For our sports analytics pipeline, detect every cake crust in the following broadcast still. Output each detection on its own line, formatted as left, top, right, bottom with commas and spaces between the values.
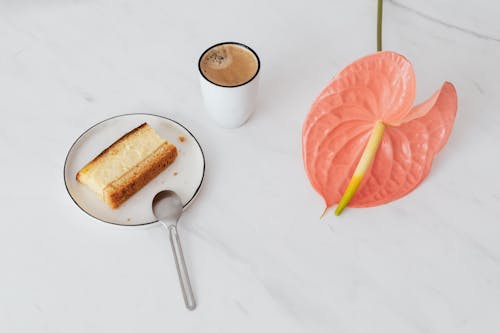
103, 142, 177, 208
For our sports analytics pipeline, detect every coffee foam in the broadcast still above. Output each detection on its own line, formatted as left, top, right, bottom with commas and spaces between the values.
200, 44, 258, 87
202, 47, 233, 70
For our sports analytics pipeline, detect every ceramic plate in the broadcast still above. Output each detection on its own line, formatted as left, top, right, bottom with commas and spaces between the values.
64, 113, 205, 226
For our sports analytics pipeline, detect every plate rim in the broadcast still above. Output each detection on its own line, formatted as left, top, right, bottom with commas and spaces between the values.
63, 113, 206, 227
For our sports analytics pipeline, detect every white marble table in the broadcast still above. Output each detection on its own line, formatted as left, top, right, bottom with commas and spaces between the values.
1, 0, 499, 331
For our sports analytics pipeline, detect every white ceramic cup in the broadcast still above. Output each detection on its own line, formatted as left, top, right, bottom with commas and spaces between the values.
198, 42, 261, 129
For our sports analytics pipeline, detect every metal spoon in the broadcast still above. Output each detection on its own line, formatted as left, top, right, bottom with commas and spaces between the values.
152, 190, 196, 310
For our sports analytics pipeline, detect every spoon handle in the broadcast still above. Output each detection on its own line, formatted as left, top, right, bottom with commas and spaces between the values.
168, 225, 196, 310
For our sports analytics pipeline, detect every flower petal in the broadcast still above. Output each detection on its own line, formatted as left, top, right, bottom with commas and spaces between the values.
302, 92, 373, 202
318, 51, 416, 123
348, 82, 458, 207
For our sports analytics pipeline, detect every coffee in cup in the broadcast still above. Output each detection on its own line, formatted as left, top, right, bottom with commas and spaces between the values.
199, 43, 259, 87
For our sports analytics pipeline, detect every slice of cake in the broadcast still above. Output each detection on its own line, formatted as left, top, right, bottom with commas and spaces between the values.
77, 123, 177, 208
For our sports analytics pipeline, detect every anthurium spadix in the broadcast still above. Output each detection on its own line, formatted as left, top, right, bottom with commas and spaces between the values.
302, 51, 457, 216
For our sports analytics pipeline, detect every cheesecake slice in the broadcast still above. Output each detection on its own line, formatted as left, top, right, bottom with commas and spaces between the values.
77, 123, 177, 209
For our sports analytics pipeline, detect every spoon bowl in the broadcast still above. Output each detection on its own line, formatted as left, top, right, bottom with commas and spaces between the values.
152, 190, 183, 225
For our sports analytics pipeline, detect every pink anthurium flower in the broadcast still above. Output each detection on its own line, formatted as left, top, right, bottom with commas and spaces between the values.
302, 51, 457, 215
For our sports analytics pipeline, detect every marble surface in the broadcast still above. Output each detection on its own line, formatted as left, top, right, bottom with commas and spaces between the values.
1, 0, 499, 331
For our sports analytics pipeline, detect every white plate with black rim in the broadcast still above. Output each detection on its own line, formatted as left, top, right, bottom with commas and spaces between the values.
64, 113, 205, 226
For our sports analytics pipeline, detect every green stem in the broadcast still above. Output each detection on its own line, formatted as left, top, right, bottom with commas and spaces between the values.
377, 0, 383, 51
